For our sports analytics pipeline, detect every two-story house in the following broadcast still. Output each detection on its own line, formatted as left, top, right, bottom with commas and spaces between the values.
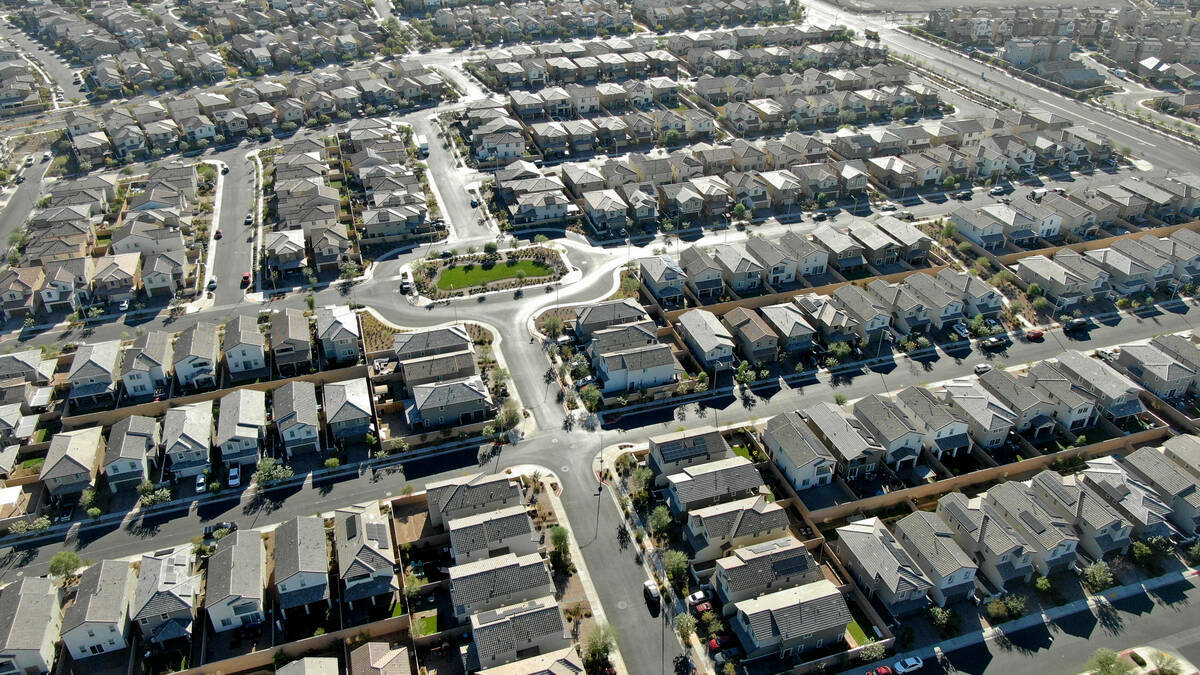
893, 385, 971, 459
215, 389, 265, 467
41, 427, 103, 497
161, 402, 212, 480
834, 517, 934, 616
764, 410, 835, 492
103, 415, 157, 494
120, 331, 172, 399
936, 492, 1035, 591
894, 511, 978, 607
315, 305, 361, 365
205, 531, 265, 632
335, 502, 400, 607
324, 378, 373, 442
131, 550, 200, 644
274, 381, 321, 456
61, 561, 133, 660
222, 315, 266, 379
274, 516, 330, 617
1028, 470, 1132, 560
173, 322, 218, 390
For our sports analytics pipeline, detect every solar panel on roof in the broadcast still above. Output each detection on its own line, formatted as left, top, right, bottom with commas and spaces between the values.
772, 556, 810, 576
1018, 511, 1046, 534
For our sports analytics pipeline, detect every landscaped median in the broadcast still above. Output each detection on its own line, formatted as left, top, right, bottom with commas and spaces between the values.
411, 244, 567, 298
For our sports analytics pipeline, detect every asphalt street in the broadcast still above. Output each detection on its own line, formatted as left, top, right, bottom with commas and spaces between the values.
0, 20, 86, 102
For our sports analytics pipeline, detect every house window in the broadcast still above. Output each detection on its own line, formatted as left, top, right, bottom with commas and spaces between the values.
220, 618, 232, 627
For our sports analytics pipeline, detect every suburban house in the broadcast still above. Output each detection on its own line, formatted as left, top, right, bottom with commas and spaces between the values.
679, 245, 726, 302
677, 309, 736, 372
893, 511, 977, 607
425, 472, 523, 530
800, 402, 885, 479
131, 550, 200, 644
640, 255, 686, 307
595, 341, 679, 395
647, 426, 733, 482
758, 303, 815, 354
764, 410, 835, 492
1163, 434, 1200, 482
468, 597, 570, 671
1053, 350, 1145, 421
324, 378, 373, 442
0, 577, 62, 675
686, 495, 791, 564
893, 385, 971, 458
665, 456, 764, 515
393, 324, 473, 363
574, 298, 647, 339
173, 322, 219, 390
984, 482, 1079, 575
41, 427, 103, 497
940, 380, 1017, 449
712, 244, 764, 293
729, 581, 851, 661
103, 415, 157, 494
120, 331, 172, 398
274, 381, 322, 456
316, 305, 362, 365
745, 237, 797, 286
222, 315, 267, 378
936, 493, 1035, 591
161, 402, 212, 480
1082, 456, 1178, 541
273, 516, 331, 617
349, 643, 412, 675
205, 531, 266, 632
407, 376, 492, 430
978, 369, 1058, 439
711, 536, 824, 612
215, 389, 265, 467
852, 394, 923, 469
67, 340, 121, 409
1122, 447, 1200, 534
1116, 344, 1195, 400
60, 560, 133, 660
722, 307, 779, 364
449, 552, 554, 622
1028, 470, 1132, 560
271, 308, 313, 377
1150, 335, 1200, 392
448, 504, 538, 564
335, 502, 400, 606
834, 517, 933, 616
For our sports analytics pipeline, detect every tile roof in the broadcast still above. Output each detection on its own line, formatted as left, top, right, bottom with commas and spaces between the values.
667, 456, 763, 508
449, 552, 552, 610
836, 517, 933, 596
449, 505, 535, 558
894, 511, 976, 580
732, 580, 849, 648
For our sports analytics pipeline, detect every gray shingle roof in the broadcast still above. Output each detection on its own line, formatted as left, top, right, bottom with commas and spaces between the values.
449, 505, 534, 558
471, 596, 566, 666
1055, 350, 1140, 401
894, 385, 967, 432
392, 325, 472, 361
678, 309, 735, 354
62, 560, 131, 634
120, 330, 172, 375
715, 535, 821, 595
274, 381, 319, 433
936, 493, 1028, 558
667, 456, 763, 508
324, 378, 372, 425
0, 577, 59, 653
852, 394, 918, 446
426, 473, 522, 523
986, 482, 1077, 552
650, 426, 731, 466
223, 315, 265, 353
1125, 447, 1200, 510
175, 321, 219, 362
132, 550, 197, 622
688, 495, 790, 542
215, 389, 265, 447
449, 552, 552, 609
412, 375, 491, 409
104, 414, 157, 466
732, 580, 849, 648
206, 530, 263, 604
274, 515, 329, 582
894, 511, 975, 580
836, 517, 933, 596
1030, 470, 1126, 534
576, 298, 645, 332
802, 401, 883, 464
765, 411, 834, 469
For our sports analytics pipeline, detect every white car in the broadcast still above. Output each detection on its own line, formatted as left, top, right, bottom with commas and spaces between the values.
988, 185, 1007, 195
195, 474, 206, 492
878, 202, 898, 212
974, 363, 993, 375
894, 657, 925, 674
685, 590, 709, 606
228, 466, 241, 488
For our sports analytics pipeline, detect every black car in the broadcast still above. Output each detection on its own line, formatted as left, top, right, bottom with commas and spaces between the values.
1063, 318, 1089, 332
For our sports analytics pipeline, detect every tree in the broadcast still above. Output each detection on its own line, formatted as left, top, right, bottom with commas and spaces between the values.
1086, 648, 1134, 675
580, 384, 602, 411
253, 457, 294, 485
1150, 650, 1182, 675
859, 639, 886, 663
340, 261, 362, 279
136, 480, 172, 506
1026, 282, 1043, 297
649, 505, 672, 534
324, 457, 340, 469
674, 614, 697, 641
986, 598, 1008, 621
928, 606, 956, 632
550, 525, 570, 556
664, 129, 681, 146
484, 242, 498, 254
582, 624, 616, 668
543, 314, 564, 337
1003, 593, 1027, 618
1083, 560, 1115, 591
1031, 296, 1054, 313
403, 571, 428, 598
664, 549, 689, 582
1035, 575, 1053, 594
48, 551, 85, 581
732, 203, 747, 219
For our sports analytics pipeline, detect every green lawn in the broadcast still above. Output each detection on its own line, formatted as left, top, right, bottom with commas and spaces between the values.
731, 445, 752, 460
847, 620, 869, 645
415, 615, 438, 635
20, 457, 44, 471
436, 259, 552, 290
390, 602, 406, 618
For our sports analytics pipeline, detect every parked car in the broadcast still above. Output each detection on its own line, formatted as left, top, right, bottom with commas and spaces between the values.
244, 213, 254, 225
643, 580, 660, 605
220, 166, 229, 175
953, 190, 973, 200
897, 210, 915, 221
574, 375, 596, 390
693, 601, 713, 614
1097, 348, 1119, 361
241, 272, 252, 286
714, 648, 744, 666
207, 277, 218, 290
984, 317, 1002, 331
866, 667, 894, 675
195, 474, 206, 492
214, 229, 223, 239
117, 299, 129, 312
981, 336, 1006, 350
974, 363, 994, 375
203, 521, 238, 537
1063, 318, 1089, 332
878, 202, 898, 212
951, 322, 970, 339
988, 185, 1008, 195
1024, 329, 1044, 340
707, 634, 733, 651
228, 466, 241, 488
470, 197, 479, 207
686, 590, 710, 606
895, 658, 924, 674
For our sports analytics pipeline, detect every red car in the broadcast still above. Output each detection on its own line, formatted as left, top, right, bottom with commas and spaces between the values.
707, 634, 732, 650
693, 601, 713, 614
867, 667, 894, 675
215, 229, 222, 239
241, 272, 252, 286
1025, 329, 1044, 340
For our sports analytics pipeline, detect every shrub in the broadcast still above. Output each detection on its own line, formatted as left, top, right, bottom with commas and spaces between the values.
1035, 576, 1053, 594
1084, 561, 1115, 591
674, 614, 697, 641
664, 549, 689, 583
986, 598, 1008, 622
834, 393, 848, 406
